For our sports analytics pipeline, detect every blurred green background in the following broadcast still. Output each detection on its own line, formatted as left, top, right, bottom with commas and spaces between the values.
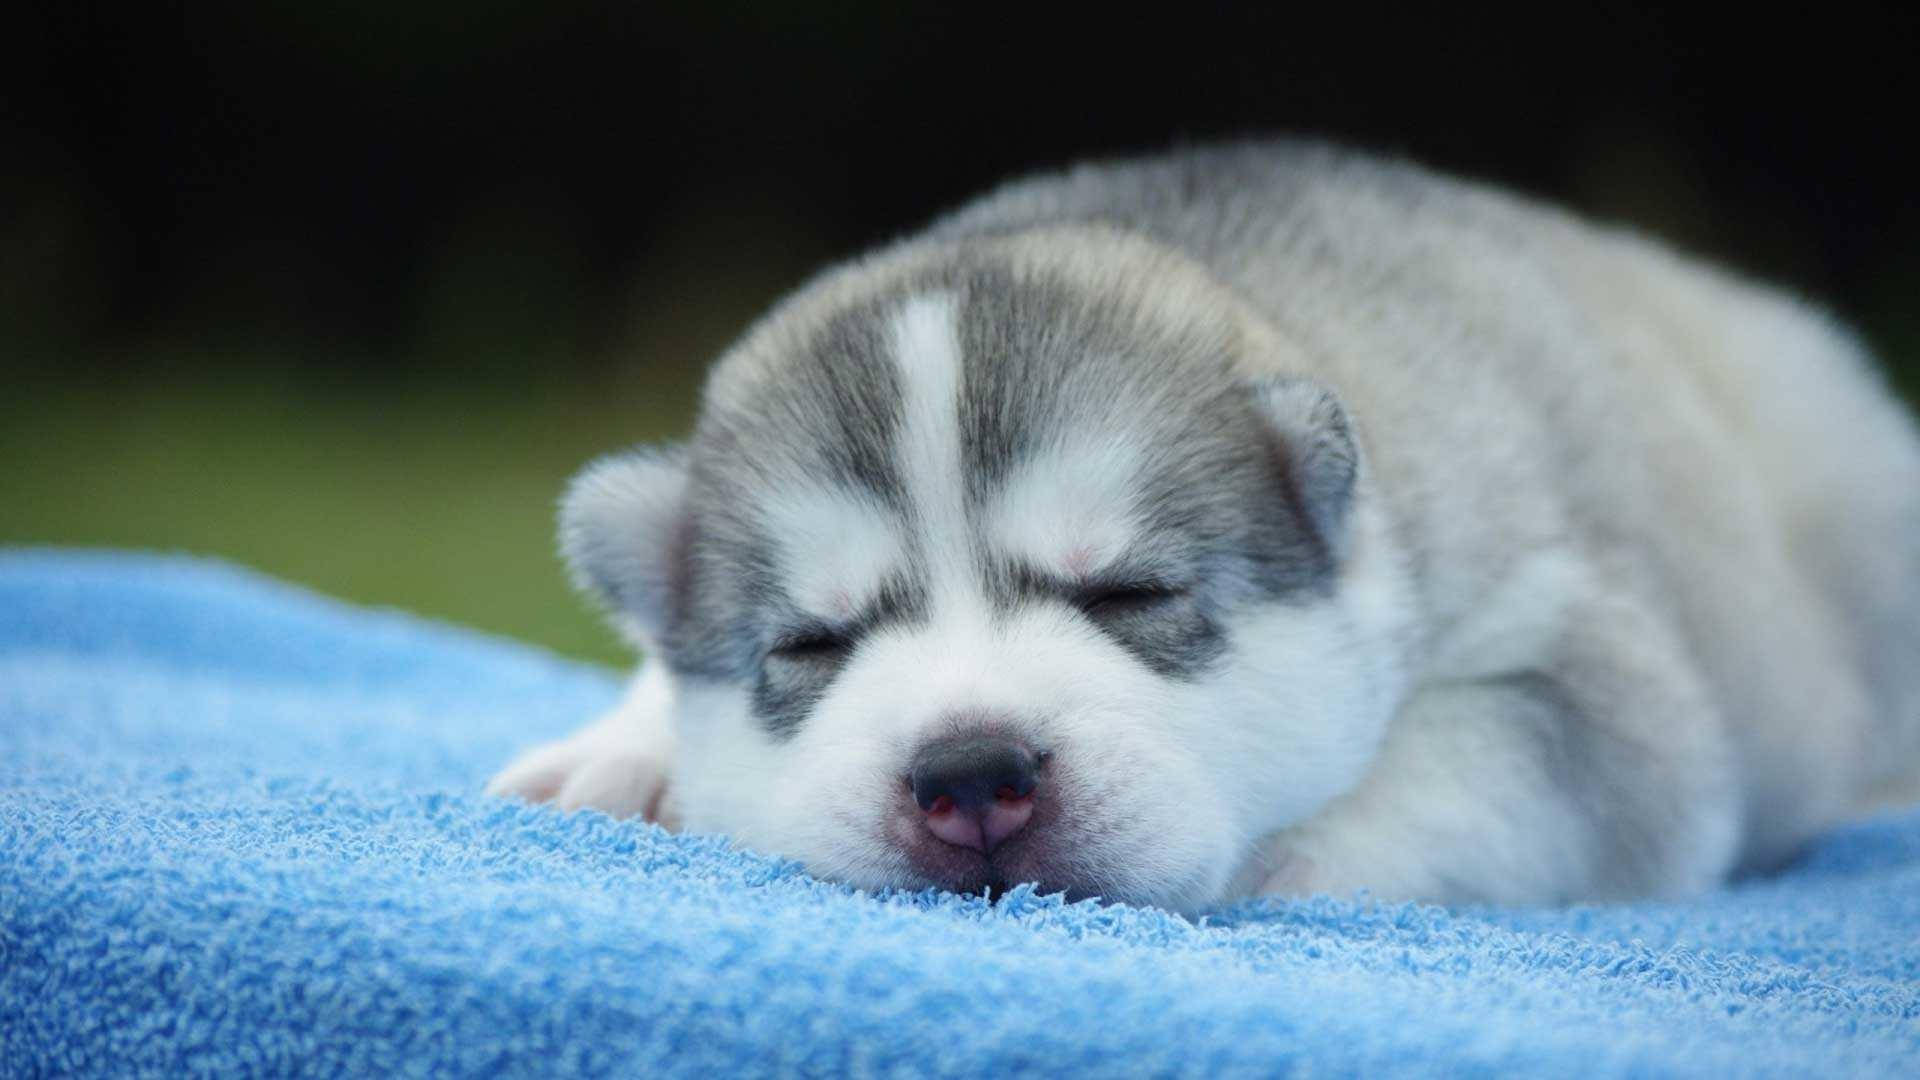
5, 4, 1916, 667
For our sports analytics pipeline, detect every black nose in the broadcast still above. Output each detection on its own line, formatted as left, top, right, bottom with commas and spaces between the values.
909, 734, 1040, 814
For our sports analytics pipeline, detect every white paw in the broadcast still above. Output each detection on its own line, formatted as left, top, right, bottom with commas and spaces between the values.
485, 724, 677, 826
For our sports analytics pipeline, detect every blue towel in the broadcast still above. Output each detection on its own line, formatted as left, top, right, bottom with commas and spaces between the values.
3, 549, 1916, 1076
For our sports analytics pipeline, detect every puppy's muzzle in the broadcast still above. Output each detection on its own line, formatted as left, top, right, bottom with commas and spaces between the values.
908, 735, 1040, 853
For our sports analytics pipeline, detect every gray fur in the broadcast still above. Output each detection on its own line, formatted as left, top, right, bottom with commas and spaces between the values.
635, 258, 1347, 706
557, 443, 692, 644
520, 139, 1920, 905
935, 140, 1920, 878
1244, 376, 1359, 563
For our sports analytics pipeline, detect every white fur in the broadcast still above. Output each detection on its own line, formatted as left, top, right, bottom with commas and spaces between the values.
485, 660, 677, 823
766, 487, 902, 623
890, 294, 975, 602
491, 142, 1920, 911
990, 433, 1145, 579
666, 295, 1394, 909
1425, 547, 1593, 682
675, 598, 1245, 908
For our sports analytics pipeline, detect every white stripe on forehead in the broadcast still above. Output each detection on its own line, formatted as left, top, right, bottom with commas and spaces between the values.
990, 433, 1145, 581
768, 487, 902, 622
889, 294, 977, 603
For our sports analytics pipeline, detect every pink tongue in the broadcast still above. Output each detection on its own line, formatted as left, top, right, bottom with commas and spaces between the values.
925, 798, 1034, 852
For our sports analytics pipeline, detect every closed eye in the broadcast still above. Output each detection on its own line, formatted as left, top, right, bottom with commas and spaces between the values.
769, 629, 855, 663
1076, 583, 1185, 619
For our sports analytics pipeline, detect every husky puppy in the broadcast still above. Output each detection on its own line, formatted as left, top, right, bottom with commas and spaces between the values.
488, 142, 1920, 910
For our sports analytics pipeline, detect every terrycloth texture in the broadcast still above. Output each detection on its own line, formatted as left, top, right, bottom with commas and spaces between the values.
2, 551, 1917, 1077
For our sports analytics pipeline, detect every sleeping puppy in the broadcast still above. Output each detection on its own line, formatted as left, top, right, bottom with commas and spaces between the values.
488, 142, 1920, 911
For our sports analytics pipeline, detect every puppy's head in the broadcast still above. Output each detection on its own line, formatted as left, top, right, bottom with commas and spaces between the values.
564, 231, 1410, 910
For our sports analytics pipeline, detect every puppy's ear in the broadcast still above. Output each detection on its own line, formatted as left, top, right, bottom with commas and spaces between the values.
1244, 376, 1361, 562
558, 444, 691, 646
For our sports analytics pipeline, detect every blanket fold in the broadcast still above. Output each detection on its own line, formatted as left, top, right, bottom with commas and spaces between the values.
3, 550, 1915, 1075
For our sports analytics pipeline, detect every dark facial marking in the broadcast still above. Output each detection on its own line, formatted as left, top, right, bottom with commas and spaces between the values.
994, 562, 1227, 679
751, 574, 928, 738
955, 266, 1225, 506
663, 294, 916, 689
953, 265, 1342, 605
669, 250, 1348, 739
796, 304, 913, 509
1080, 587, 1226, 679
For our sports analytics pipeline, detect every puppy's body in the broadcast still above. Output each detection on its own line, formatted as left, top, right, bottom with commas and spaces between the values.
491, 143, 1920, 909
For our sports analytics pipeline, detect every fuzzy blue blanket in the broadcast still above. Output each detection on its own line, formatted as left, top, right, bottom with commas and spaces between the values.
2, 550, 1916, 1076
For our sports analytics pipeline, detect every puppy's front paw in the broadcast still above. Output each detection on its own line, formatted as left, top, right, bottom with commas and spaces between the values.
1254, 847, 1325, 898
485, 725, 677, 826
1252, 840, 1429, 903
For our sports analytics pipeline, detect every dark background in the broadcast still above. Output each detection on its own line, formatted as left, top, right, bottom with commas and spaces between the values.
6, 2, 1917, 663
